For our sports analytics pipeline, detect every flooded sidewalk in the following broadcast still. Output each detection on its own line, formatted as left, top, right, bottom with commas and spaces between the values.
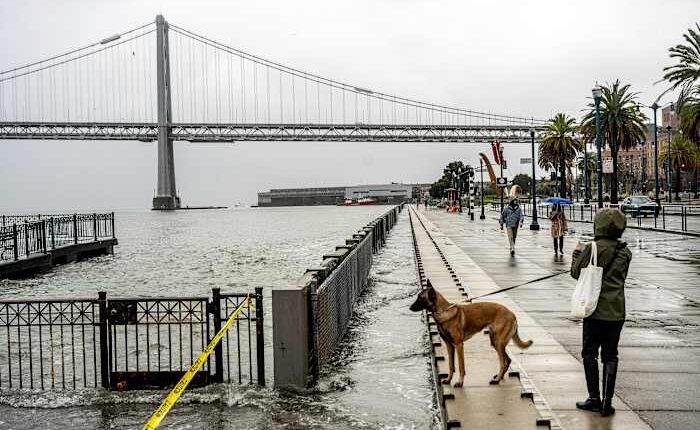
417, 207, 700, 430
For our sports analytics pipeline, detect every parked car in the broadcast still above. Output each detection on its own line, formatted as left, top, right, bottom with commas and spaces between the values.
620, 196, 659, 217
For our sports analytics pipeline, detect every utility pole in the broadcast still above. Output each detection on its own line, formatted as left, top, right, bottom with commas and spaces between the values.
530, 129, 539, 230
479, 159, 486, 220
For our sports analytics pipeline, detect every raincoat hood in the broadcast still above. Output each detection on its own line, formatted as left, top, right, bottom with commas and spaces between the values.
594, 208, 627, 239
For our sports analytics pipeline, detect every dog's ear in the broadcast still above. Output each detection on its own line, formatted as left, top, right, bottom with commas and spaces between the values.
428, 285, 436, 303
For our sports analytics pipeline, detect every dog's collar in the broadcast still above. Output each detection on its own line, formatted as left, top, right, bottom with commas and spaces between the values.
432, 304, 458, 322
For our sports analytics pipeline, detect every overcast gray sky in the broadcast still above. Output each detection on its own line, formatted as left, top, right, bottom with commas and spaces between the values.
0, 0, 697, 211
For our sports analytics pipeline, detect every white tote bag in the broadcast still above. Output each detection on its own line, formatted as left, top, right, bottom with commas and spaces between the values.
570, 241, 603, 318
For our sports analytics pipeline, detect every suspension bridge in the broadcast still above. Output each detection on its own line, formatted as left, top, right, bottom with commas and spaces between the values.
0, 15, 546, 210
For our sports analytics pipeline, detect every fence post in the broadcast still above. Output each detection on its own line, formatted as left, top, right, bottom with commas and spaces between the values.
98, 291, 110, 389
73, 214, 78, 244
682, 206, 686, 232
24, 223, 29, 257
255, 287, 266, 386
12, 224, 18, 261
662, 206, 666, 230
93, 213, 98, 241
211, 288, 224, 383
111, 212, 115, 239
50, 217, 55, 250
42, 220, 47, 253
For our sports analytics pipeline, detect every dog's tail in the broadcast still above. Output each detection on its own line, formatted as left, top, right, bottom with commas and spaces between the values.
512, 324, 533, 349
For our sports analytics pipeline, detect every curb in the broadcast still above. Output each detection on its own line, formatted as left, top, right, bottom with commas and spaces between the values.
409, 208, 562, 429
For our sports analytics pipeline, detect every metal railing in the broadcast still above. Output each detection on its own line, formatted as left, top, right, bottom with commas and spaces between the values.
0, 288, 264, 391
308, 204, 402, 377
0, 213, 115, 262
490, 202, 700, 234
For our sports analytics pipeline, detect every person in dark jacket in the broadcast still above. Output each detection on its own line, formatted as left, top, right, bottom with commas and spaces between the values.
570, 208, 632, 417
499, 197, 524, 257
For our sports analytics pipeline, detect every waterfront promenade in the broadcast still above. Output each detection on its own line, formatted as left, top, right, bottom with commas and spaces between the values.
411, 207, 699, 430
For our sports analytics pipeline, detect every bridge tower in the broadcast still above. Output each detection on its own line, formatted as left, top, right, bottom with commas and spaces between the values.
152, 15, 180, 210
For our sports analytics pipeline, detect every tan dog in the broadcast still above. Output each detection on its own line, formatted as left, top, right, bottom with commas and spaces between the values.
410, 280, 532, 387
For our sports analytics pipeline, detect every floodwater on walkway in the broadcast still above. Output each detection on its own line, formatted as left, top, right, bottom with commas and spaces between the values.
0, 207, 437, 429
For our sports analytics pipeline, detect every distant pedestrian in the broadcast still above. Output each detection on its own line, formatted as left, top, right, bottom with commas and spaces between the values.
499, 197, 523, 257
571, 208, 632, 417
549, 203, 568, 256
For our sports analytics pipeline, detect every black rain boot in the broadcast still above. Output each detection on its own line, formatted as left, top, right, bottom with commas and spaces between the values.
601, 361, 618, 417
576, 359, 601, 412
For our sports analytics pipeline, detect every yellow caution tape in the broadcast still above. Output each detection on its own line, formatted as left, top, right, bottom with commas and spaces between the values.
143, 295, 252, 430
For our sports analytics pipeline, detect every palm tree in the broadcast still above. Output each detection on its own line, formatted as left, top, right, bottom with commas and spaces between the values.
539, 113, 582, 198
659, 134, 693, 200
662, 24, 700, 96
581, 80, 647, 203
687, 140, 700, 198
679, 84, 700, 144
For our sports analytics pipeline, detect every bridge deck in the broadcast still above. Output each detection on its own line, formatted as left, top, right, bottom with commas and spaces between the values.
0, 122, 544, 143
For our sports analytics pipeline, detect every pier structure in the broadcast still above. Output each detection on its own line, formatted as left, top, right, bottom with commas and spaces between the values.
0, 213, 118, 277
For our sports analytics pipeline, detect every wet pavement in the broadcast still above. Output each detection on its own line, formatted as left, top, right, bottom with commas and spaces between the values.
420, 207, 700, 430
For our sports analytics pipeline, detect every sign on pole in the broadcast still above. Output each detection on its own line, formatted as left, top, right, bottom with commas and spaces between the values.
603, 158, 614, 174
496, 177, 508, 188
520, 158, 532, 164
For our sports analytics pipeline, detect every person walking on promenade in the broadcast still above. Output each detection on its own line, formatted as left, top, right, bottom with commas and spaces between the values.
499, 197, 524, 257
571, 208, 632, 417
549, 203, 568, 256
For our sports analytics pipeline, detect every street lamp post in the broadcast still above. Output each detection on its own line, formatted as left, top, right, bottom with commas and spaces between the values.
593, 84, 604, 208
530, 129, 540, 230
457, 168, 463, 212
584, 142, 590, 204
651, 103, 660, 207
479, 158, 486, 220
666, 125, 672, 203
499, 146, 505, 212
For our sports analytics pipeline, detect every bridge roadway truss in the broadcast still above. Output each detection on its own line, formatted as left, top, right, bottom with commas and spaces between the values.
0, 122, 544, 143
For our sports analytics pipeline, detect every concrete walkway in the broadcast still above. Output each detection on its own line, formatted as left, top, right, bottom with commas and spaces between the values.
419, 206, 700, 430
409, 208, 543, 429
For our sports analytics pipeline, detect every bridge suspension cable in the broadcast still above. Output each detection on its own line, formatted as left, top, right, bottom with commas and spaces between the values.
0, 22, 157, 124
0, 15, 546, 132
168, 23, 546, 127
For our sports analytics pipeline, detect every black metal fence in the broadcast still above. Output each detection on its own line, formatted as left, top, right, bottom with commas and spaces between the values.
490, 202, 700, 234
0, 213, 115, 262
0, 288, 264, 391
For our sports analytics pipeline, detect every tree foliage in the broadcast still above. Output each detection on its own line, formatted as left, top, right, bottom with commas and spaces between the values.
538, 113, 582, 198
512, 174, 532, 194
580, 80, 647, 203
429, 161, 468, 199
662, 24, 700, 95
